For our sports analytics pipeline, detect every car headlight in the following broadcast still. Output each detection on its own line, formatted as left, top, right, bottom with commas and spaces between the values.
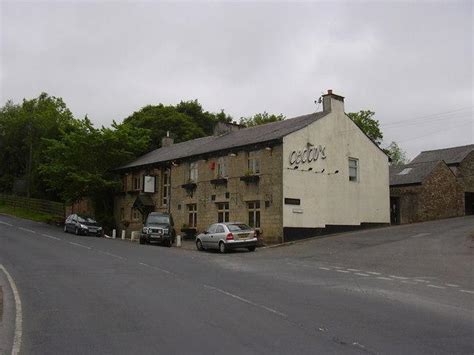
80, 224, 88, 229
98, 227, 102, 231
142, 227, 149, 234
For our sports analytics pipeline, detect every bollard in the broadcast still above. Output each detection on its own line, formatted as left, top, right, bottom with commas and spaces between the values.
112, 229, 116, 239
131, 231, 138, 242
176, 234, 182, 247
121, 230, 126, 240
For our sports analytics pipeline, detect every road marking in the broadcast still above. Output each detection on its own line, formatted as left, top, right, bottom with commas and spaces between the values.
366, 272, 381, 275
98, 250, 125, 260
336, 270, 349, 273
390, 275, 409, 280
0, 221, 13, 227
347, 268, 361, 272
459, 289, 474, 294
413, 279, 430, 283
203, 284, 287, 318
18, 227, 35, 234
138, 262, 171, 274
445, 283, 460, 288
355, 273, 369, 277
41, 234, 60, 241
319, 267, 331, 271
0, 264, 22, 355
426, 284, 445, 289
411, 233, 431, 238
377, 277, 393, 281
68, 242, 91, 249
401, 280, 417, 284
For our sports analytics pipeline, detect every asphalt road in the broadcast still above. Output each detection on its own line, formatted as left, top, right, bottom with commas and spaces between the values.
0, 214, 473, 354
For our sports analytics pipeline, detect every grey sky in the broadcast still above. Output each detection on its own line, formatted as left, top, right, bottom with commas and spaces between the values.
1, 0, 472, 159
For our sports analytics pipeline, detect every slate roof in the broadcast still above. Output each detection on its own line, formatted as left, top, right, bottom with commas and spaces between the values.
389, 161, 442, 186
117, 111, 328, 170
410, 144, 474, 165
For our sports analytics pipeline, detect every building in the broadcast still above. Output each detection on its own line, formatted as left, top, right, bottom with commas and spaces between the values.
410, 144, 474, 215
389, 161, 464, 224
114, 90, 390, 244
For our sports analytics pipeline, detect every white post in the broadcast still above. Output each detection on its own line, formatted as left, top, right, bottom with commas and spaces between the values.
176, 234, 182, 247
112, 229, 116, 239
131, 231, 138, 241
121, 230, 126, 240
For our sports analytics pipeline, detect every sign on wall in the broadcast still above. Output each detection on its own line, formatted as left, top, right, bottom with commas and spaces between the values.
289, 143, 326, 165
143, 176, 155, 193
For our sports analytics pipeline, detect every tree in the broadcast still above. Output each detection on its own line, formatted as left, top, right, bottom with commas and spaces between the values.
384, 141, 409, 165
239, 112, 285, 127
347, 110, 383, 146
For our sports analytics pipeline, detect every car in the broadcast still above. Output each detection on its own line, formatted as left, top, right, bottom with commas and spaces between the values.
140, 212, 175, 247
64, 214, 102, 237
195, 222, 258, 253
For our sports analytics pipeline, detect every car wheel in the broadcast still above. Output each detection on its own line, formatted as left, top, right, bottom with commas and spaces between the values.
196, 239, 203, 251
247, 246, 256, 252
64, 225, 68, 233
139, 237, 145, 245
75, 227, 79, 235
219, 242, 227, 254
165, 239, 172, 248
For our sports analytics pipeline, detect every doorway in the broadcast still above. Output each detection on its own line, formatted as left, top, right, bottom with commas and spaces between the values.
465, 192, 474, 215
390, 197, 400, 225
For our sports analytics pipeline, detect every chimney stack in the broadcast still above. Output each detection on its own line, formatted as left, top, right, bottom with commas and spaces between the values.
161, 131, 174, 147
322, 89, 345, 113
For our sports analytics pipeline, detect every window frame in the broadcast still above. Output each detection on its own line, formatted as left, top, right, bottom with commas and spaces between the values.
189, 161, 198, 182
216, 157, 227, 178
348, 158, 359, 182
217, 202, 230, 223
247, 201, 261, 228
187, 204, 197, 228
161, 170, 170, 206
247, 151, 261, 175
131, 207, 140, 221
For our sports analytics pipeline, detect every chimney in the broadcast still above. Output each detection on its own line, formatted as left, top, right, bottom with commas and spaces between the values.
322, 89, 345, 113
213, 121, 242, 136
161, 131, 174, 147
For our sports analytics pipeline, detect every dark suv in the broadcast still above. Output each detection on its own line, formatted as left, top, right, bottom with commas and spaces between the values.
140, 212, 175, 247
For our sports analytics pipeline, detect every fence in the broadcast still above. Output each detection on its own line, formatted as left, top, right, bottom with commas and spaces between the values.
0, 193, 65, 218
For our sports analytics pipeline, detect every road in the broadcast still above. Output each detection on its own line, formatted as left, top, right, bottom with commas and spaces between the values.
0, 214, 473, 354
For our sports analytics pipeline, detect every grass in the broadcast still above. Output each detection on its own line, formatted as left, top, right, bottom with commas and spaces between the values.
0, 202, 59, 224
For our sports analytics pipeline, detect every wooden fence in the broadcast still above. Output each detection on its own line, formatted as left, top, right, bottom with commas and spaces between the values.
0, 194, 65, 218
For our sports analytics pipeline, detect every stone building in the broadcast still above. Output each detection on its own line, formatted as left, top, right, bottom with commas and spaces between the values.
389, 160, 465, 224
410, 144, 474, 215
114, 90, 390, 244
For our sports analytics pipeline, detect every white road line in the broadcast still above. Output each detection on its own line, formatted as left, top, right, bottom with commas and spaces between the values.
411, 233, 431, 238
319, 267, 331, 271
0, 264, 22, 355
445, 283, 460, 288
98, 251, 125, 260
377, 277, 393, 281
366, 272, 381, 275
390, 275, 409, 280
138, 262, 171, 274
413, 279, 430, 283
347, 268, 361, 272
401, 280, 417, 284
18, 227, 36, 234
459, 289, 474, 294
0, 221, 13, 227
426, 284, 445, 289
355, 273, 369, 277
41, 234, 60, 241
203, 284, 287, 318
336, 270, 349, 273
68, 242, 91, 250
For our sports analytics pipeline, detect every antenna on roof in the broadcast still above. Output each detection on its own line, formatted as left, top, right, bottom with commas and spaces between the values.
314, 93, 323, 112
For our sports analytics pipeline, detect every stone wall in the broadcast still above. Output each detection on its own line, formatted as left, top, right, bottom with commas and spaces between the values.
458, 151, 474, 193
390, 162, 464, 224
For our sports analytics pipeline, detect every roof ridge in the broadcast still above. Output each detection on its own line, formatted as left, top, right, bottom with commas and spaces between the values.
420, 143, 474, 153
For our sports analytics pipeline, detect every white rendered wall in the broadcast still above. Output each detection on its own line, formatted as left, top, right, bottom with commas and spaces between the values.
282, 98, 390, 228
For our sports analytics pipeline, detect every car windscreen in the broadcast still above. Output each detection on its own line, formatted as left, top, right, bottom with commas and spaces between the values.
227, 224, 251, 232
147, 215, 170, 224
77, 216, 96, 223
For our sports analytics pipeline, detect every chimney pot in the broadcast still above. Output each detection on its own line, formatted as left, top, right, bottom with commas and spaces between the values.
327, 89, 333, 95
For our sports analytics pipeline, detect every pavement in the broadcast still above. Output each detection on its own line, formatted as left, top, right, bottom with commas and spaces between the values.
0, 214, 473, 354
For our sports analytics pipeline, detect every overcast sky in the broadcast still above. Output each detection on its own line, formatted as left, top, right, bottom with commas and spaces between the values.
1, 0, 472, 159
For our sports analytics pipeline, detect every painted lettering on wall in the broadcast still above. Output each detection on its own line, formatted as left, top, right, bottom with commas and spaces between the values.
289, 144, 326, 165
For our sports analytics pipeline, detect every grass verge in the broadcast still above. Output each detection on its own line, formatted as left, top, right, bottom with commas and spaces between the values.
0, 203, 58, 223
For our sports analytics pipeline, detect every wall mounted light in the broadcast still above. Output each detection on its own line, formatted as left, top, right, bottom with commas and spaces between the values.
229, 153, 237, 157
265, 147, 272, 151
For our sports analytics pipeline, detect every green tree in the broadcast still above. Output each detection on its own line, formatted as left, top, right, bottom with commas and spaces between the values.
0, 93, 76, 198
239, 112, 285, 127
347, 110, 383, 146
384, 141, 409, 165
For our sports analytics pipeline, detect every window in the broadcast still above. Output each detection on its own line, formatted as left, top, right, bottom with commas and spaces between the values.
349, 158, 358, 182
188, 204, 197, 228
216, 157, 227, 178
161, 170, 170, 206
189, 162, 198, 182
216, 225, 225, 233
131, 207, 140, 221
248, 201, 261, 228
217, 202, 229, 223
248, 151, 260, 174
133, 175, 142, 191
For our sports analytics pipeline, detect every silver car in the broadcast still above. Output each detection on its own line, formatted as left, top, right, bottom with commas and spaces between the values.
195, 222, 258, 253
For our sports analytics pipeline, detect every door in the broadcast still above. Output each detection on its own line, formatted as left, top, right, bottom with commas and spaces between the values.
202, 224, 216, 248
213, 224, 226, 249
465, 192, 474, 215
390, 197, 400, 225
